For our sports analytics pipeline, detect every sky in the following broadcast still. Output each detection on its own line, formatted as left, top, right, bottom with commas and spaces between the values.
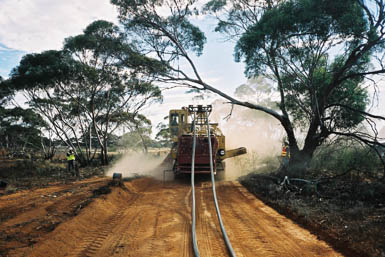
0, 0, 384, 134
0, 0, 245, 87
0, 0, 247, 128
0, 42, 24, 76
0, 0, 118, 53
0, 0, 120, 79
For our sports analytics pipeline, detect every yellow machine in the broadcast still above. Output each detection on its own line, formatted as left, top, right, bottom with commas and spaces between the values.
169, 105, 246, 174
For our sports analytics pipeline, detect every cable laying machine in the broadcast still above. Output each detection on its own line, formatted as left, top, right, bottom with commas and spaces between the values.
169, 105, 247, 175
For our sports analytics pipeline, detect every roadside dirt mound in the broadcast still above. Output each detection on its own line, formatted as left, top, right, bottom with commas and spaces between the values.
1, 176, 343, 256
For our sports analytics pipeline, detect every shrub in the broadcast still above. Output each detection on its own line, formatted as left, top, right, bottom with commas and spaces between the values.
310, 142, 381, 177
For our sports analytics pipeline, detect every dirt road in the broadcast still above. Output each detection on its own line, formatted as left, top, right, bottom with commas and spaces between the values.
0, 177, 342, 256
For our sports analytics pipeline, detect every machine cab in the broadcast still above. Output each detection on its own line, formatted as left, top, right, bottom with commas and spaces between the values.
169, 108, 189, 140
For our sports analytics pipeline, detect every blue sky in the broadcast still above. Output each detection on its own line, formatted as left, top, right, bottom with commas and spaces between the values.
0, 43, 25, 78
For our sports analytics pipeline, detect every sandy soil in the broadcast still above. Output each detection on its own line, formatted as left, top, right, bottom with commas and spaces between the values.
0, 177, 343, 257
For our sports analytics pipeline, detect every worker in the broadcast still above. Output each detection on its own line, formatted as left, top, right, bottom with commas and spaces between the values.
281, 142, 290, 169
66, 149, 76, 175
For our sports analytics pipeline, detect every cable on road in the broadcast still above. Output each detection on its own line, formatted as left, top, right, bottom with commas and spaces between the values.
191, 114, 200, 257
206, 110, 237, 257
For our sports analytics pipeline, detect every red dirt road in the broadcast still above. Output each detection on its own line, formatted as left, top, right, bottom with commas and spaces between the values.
0, 177, 342, 256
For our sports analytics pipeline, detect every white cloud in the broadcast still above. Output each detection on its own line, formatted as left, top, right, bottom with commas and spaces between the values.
0, 0, 118, 52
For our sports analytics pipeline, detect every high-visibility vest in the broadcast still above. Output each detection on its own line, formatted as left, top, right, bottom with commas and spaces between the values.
67, 153, 75, 161
281, 147, 287, 157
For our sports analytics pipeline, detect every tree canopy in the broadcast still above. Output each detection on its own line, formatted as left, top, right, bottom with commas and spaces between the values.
110, 0, 385, 174
0, 107, 47, 151
3, 20, 163, 165
208, 0, 384, 166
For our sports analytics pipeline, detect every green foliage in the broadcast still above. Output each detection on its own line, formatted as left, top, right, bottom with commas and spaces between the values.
64, 19, 167, 76
155, 122, 171, 147
64, 20, 121, 54
0, 107, 46, 150
325, 82, 368, 130
203, 0, 227, 13
111, 0, 207, 62
205, 0, 385, 170
4, 19, 163, 165
0, 76, 14, 105
9, 50, 77, 90
118, 131, 147, 150
310, 142, 382, 175
235, 0, 369, 76
203, 0, 260, 37
280, 53, 369, 129
113, 113, 154, 151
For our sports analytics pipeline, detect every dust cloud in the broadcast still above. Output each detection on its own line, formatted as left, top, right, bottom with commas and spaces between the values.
107, 152, 169, 180
210, 100, 285, 180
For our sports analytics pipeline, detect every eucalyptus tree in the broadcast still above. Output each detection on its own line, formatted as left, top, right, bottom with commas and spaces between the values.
0, 75, 14, 106
63, 20, 162, 164
5, 20, 163, 165
5, 50, 93, 163
0, 107, 46, 153
0, 76, 49, 155
111, 0, 385, 174
207, 0, 385, 172
155, 122, 172, 148
118, 114, 153, 152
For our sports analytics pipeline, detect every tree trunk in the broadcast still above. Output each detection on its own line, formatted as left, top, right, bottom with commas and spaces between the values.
99, 146, 106, 165
138, 132, 148, 153
104, 144, 109, 165
287, 135, 319, 177
281, 111, 325, 177
288, 150, 313, 177
100, 139, 109, 166
89, 128, 92, 157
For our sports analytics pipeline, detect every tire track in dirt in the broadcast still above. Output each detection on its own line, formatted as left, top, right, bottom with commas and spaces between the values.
217, 183, 289, 257
197, 182, 228, 257
180, 220, 192, 257
17, 177, 343, 257
107, 208, 144, 256
142, 208, 161, 255
92, 189, 151, 256
217, 181, 341, 257
70, 206, 131, 257
181, 187, 192, 257
91, 181, 193, 257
